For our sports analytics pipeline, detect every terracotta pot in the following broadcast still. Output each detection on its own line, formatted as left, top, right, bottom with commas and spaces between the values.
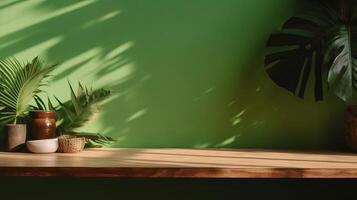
5, 124, 26, 152
30, 111, 56, 140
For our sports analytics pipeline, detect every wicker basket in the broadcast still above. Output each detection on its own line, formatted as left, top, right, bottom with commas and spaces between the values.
57, 135, 86, 153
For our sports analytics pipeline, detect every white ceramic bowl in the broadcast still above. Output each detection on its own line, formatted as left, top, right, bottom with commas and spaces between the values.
26, 138, 58, 153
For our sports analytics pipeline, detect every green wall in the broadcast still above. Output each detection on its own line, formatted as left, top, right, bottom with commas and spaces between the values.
0, 0, 345, 149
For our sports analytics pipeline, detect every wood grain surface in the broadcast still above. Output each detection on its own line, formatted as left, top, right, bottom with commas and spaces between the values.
1, 148, 357, 178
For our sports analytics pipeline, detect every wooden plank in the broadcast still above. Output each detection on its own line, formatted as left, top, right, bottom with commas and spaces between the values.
1, 148, 357, 178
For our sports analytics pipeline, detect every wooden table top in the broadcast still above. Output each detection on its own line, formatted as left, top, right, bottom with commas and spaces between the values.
1, 148, 357, 178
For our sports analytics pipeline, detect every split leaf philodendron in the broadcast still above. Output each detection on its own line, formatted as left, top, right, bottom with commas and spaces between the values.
264, 0, 357, 151
265, 0, 357, 104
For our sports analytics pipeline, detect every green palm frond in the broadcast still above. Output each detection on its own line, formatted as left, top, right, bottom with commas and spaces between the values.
0, 57, 55, 124
67, 132, 117, 148
48, 81, 115, 147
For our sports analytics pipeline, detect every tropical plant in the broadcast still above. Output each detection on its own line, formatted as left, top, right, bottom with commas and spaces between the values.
34, 81, 116, 147
265, 0, 357, 104
0, 57, 55, 124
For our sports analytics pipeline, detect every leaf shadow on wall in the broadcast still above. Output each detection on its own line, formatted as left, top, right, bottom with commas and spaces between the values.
0, 0, 234, 147
0, 0, 342, 149
0, 0, 138, 147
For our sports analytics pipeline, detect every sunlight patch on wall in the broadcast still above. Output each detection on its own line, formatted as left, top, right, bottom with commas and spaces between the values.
0, 36, 26, 49
140, 74, 152, 82
53, 47, 102, 79
228, 100, 237, 107
193, 143, 211, 148
82, 41, 136, 87
92, 63, 136, 87
204, 87, 215, 94
231, 108, 247, 126
0, 0, 15, 7
126, 108, 148, 123
0, 0, 96, 38
105, 42, 135, 60
214, 135, 239, 147
0, 0, 41, 37
194, 86, 216, 102
14, 36, 63, 59
82, 10, 121, 28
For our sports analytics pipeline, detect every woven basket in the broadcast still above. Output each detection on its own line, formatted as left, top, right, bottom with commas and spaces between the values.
58, 135, 86, 153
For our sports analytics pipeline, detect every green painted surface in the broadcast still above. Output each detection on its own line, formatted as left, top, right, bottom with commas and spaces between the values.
0, 0, 345, 149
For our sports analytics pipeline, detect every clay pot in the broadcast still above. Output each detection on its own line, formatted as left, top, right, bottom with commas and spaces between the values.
5, 124, 27, 152
30, 111, 56, 140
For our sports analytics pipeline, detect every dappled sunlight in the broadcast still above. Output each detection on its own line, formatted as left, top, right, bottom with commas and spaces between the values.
194, 87, 216, 102
82, 10, 121, 28
0, 0, 22, 10
193, 135, 240, 148
214, 135, 240, 147
251, 120, 266, 128
0, 0, 95, 38
204, 87, 215, 94
52, 47, 102, 81
0, 0, 342, 149
14, 36, 63, 58
0, 0, 135, 144
105, 42, 134, 60
231, 108, 247, 126
193, 143, 211, 148
140, 73, 152, 82
83, 58, 136, 87
126, 108, 148, 123
0, 36, 27, 49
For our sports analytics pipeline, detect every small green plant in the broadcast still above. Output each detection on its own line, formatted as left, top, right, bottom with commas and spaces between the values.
0, 56, 115, 147
0, 57, 55, 124
35, 81, 116, 147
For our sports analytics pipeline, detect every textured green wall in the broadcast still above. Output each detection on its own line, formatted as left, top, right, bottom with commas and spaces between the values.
0, 0, 345, 149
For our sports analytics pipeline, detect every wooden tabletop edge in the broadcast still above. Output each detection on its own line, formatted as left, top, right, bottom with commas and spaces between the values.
1, 167, 357, 178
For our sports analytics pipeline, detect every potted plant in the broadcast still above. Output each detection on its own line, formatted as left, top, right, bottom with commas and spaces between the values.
0, 57, 55, 151
264, 0, 357, 150
34, 81, 116, 148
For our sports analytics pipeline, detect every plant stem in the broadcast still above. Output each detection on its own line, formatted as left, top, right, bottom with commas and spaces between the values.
13, 117, 17, 124
340, 0, 351, 22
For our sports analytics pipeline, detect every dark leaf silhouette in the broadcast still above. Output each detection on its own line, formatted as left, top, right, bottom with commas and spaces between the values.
264, 1, 357, 103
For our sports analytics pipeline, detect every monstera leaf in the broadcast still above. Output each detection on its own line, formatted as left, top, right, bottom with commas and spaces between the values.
265, 25, 323, 100
265, 0, 357, 104
326, 25, 357, 104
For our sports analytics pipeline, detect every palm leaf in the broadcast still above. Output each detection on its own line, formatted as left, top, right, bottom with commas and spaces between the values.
0, 57, 55, 124
55, 83, 111, 132
47, 96, 55, 111
66, 131, 116, 148
68, 80, 81, 115
51, 82, 113, 147
34, 95, 47, 110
